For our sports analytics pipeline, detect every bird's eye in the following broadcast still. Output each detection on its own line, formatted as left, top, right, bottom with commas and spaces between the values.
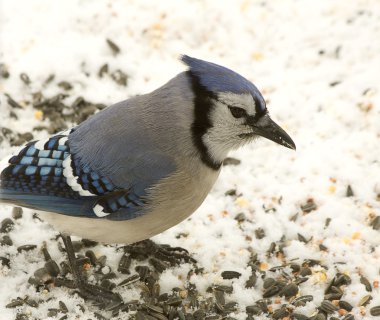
228, 106, 247, 119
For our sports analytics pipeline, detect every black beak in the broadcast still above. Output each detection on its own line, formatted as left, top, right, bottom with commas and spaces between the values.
251, 114, 296, 150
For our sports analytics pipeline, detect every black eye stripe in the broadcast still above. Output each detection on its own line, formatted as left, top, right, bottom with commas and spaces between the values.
228, 106, 247, 118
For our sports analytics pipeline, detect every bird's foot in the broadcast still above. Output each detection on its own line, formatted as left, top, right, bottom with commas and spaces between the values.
75, 282, 123, 310
124, 239, 197, 265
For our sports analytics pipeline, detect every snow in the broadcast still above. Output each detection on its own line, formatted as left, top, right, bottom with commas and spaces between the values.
1, 0, 380, 319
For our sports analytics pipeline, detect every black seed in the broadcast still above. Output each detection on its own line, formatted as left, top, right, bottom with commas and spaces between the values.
12, 207, 23, 219
106, 38, 121, 55
290, 263, 301, 273
279, 283, 299, 298
166, 297, 182, 307
6, 299, 24, 308
292, 295, 314, 307
25, 298, 38, 308
263, 278, 276, 289
319, 243, 328, 251
223, 157, 241, 166
0, 63, 10, 78
1, 235, 13, 246
254, 228, 265, 239
101, 279, 116, 291
320, 300, 339, 313
234, 212, 246, 222
301, 199, 317, 213
85, 250, 97, 265
149, 258, 168, 273
98, 64, 109, 78
370, 306, 380, 316
58, 81, 73, 91
371, 216, 380, 230
17, 244, 37, 253
59, 301, 68, 313
246, 305, 262, 315
221, 271, 241, 279
263, 284, 281, 298
339, 300, 353, 311
312, 314, 327, 320
34, 267, 52, 284
360, 275, 372, 292
346, 185, 354, 197
111, 69, 128, 86
342, 314, 355, 320
299, 267, 312, 277
118, 274, 140, 287
135, 265, 150, 281
20, 73, 31, 85
45, 260, 60, 277
15, 314, 29, 320
224, 189, 236, 196
245, 273, 257, 288
0, 218, 14, 233
0, 256, 11, 268
272, 307, 289, 319
47, 309, 59, 317
297, 233, 310, 243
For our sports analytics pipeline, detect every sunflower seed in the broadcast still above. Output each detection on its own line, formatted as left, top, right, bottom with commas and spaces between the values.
106, 39, 120, 55
6, 299, 24, 308
12, 207, 23, 219
279, 283, 299, 298
263, 284, 281, 298
301, 199, 317, 213
370, 306, 380, 316
20, 73, 31, 85
118, 274, 140, 287
45, 260, 60, 277
221, 271, 241, 279
293, 313, 309, 320
59, 300, 68, 313
360, 275, 372, 292
339, 300, 353, 311
254, 228, 265, 239
118, 255, 131, 274
272, 307, 289, 319
342, 314, 355, 320
0, 218, 14, 233
17, 244, 37, 253
346, 185, 354, 197
320, 300, 339, 313
358, 294, 372, 307
0, 256, 10, 268
371, 216, 380, 230
1, 235, 13, 246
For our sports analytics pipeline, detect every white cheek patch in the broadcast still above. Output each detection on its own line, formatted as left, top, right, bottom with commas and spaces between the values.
62, 155, 95, 196
93, 204, 111, 217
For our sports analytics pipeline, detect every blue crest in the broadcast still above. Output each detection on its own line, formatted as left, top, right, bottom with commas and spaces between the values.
181, 55, 264, 103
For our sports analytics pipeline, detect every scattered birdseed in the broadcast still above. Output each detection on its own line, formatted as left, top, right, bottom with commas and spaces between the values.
106, 38, 121, 55
221, 271, 241, 279
111, 69, 128, 86
17, 244, 37, 253
0, 218, 14, 233
19, 72, 31, 85
371, 216, 380, 230
370, 306, 380, 316
301, 198, 317, 213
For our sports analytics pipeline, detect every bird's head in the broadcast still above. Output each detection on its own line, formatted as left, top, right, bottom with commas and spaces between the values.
182, 55, 296, 170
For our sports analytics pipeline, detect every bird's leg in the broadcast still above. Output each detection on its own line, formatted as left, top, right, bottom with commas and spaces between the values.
60, 234, 122, 309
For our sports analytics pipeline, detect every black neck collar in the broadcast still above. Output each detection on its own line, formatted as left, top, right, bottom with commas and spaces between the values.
186, 71, 222, 171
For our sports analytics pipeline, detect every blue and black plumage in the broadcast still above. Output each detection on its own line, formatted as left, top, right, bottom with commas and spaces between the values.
0, 55, 295, 244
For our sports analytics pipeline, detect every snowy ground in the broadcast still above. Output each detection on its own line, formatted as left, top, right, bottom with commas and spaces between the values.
1, 0, 380, 319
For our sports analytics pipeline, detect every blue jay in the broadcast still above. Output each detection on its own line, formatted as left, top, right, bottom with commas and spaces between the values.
0, 55, 295, 305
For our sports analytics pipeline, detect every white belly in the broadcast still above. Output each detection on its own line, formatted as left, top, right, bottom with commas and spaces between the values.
39, 165, 219, 244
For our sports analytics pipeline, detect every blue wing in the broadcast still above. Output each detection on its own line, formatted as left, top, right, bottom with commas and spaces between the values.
1, 103, 176, 221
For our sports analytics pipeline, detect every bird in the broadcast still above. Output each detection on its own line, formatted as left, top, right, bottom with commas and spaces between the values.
0, 55, 295, 306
